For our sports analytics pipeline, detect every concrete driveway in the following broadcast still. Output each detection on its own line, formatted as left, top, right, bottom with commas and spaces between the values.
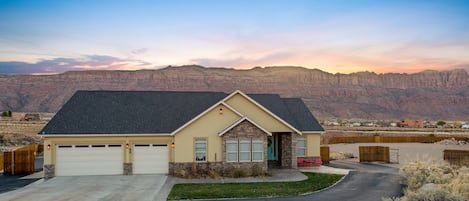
0, 174, 167, 201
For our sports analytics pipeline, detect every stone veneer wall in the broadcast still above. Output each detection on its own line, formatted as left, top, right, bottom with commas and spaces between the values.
169, 162, 223, 175
123, 163, 132, 175
44, 164, 55, 179
279, 132, 298, 168
222, 120, 268, 173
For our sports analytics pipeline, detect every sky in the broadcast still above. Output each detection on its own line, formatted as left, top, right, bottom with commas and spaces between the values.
1, 0, 469, 74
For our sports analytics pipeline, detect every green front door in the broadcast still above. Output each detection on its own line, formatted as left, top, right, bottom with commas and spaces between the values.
267, 135, 278, 160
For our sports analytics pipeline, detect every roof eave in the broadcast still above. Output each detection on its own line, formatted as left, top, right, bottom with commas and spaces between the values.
41, 133, 172, 137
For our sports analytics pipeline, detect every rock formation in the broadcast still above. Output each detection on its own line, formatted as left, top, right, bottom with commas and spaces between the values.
1, 65, 468, 120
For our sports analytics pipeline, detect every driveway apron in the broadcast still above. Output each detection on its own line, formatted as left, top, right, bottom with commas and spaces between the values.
0, 175, 167, 201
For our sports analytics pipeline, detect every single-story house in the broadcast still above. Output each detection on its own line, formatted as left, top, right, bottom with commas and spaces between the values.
40, 90, 324, 178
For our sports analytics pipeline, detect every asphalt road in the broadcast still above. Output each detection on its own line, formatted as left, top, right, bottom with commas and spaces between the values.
0, 175, 40, 194
0, 157, 43, 194
206, 160, 405, 201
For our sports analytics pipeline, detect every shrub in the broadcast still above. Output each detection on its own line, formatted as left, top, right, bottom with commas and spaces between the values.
206, 169, 221, 179
174, 169, 190, 178
400, 160, 455, 191
250, 164, 265, 177
386, 159, 469, 201
405, 187, 465, 201
232, 169, 247, 178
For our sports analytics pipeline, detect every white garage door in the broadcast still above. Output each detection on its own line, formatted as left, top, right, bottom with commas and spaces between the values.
133, 144, 168, 174
56, 144, 123, 176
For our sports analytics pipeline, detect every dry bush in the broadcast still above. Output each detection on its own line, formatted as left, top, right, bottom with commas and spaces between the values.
207, 169, 221, 179
174, 169, 191, 178
250, 164, 266, 177
442, 166, 469, 198
387, 159, 469, 200
383, 186, 465, 201
404, 188, 465, 201
400, 160, 455, 191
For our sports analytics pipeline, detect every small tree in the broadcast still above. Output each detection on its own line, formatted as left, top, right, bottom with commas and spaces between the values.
437, 121, 446, 127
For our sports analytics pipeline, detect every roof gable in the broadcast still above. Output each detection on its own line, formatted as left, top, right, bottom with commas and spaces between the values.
224, 91, 302, 134
219, 117, 271, 136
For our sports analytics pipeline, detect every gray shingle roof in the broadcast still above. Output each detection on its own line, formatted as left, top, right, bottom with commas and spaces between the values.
249, 94, 324, 132
40, 91, 324, 135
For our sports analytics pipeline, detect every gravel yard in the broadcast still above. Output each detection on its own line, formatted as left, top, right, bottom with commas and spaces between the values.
328, 142, 469, 167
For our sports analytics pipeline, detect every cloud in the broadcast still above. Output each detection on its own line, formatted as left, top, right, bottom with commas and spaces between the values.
0, 55, 153, 74
190, 51, 295, 68
131, 48, 148, 55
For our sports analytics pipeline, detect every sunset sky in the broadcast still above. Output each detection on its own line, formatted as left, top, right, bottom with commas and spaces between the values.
1, 0, 469, 74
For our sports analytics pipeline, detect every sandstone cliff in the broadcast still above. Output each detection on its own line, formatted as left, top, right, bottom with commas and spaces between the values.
1, 65, 468, 120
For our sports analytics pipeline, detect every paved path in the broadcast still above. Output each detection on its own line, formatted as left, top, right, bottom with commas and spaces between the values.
203, 160, 405, 201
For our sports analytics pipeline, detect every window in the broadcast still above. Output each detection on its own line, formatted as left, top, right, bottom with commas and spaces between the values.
239, 140, 251, 162
195, 139, 207, 162
226, 141, 238, 162
226, 139, 264, 162
297, 137, 306, 157
252, 140, 263, 161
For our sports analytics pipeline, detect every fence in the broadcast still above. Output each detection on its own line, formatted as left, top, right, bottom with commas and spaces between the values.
3, 144, 40, 175
320, 146, 330, 164
327, 136, 469, 144
0, 154, 3, 171
444, 150, 469, 167
359, 146, 390, 163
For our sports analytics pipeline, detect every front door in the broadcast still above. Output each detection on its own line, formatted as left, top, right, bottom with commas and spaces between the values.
267, 135, 278, 160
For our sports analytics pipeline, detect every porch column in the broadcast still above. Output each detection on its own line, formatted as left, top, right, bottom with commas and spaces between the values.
280, 132, 298, 168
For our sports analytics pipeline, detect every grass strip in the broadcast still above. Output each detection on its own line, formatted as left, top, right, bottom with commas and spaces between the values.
167, 172, 344, 200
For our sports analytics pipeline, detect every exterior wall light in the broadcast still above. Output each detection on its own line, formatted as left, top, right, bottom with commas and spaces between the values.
47, 144, 51, 150
219, 107, 223, 114
125, 143, 129, 149
171, 142, 175, 148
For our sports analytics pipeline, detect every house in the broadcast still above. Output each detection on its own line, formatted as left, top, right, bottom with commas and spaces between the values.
40, 90, 324, 178
398, 120, 423, 128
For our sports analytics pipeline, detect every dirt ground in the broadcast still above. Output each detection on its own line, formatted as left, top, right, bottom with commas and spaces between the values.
328, 142, 469, 167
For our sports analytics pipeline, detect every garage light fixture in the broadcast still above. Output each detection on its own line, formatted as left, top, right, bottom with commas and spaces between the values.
171, 142, 175, 148
219, 107, 223, 114
47, 144, 51, 150
125, 143, 129, 149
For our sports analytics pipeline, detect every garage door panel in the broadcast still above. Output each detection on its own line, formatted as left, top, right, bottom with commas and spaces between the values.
56, 145, 123, 176
134, 144, 168, 174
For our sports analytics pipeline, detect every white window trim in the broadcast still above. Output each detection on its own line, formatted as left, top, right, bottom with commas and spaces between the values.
225, 139, 265, 162
195, 138, 207, 162
226, 140, 238, 162
297, 137, 307, 157
239, 140, 251, 162
252, 140, 264, 162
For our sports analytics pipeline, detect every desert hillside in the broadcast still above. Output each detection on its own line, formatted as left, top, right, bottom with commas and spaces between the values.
1, 65, 468, 120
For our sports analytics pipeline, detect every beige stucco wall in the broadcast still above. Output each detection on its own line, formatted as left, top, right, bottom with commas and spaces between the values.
225, 94, 294, 133
305, 133, 321, 157
173, 104, 241, 163
43, 136, 172, 165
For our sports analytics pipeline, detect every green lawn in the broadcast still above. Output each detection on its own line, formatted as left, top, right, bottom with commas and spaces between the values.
167, 172, 344, 200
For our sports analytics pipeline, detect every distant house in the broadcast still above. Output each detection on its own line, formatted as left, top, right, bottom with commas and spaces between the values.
398, 120, 423, 128
39, 90, 324, 178
24, 113, 41, 121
